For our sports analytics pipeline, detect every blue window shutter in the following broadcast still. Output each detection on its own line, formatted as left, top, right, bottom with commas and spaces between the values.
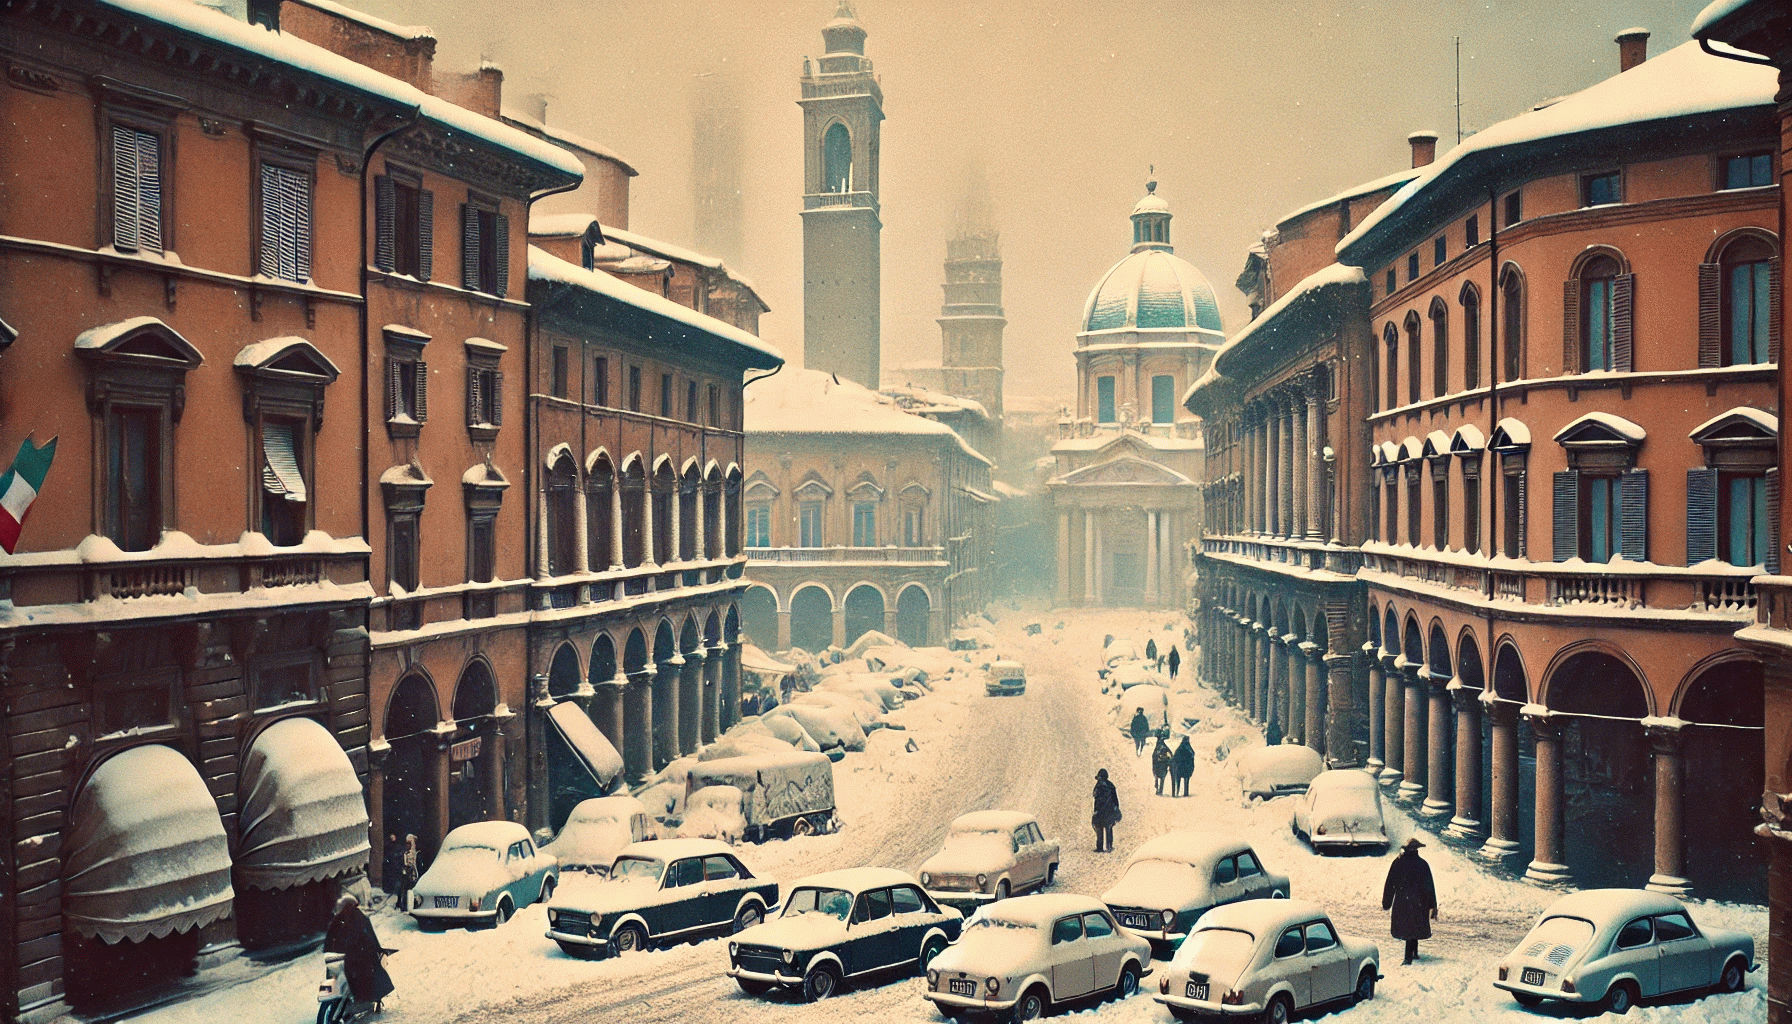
112, 124, 141, 251
1768, 468, 1781, 574
461, 204, 480, 290
1612, 274, 1634, 372
1686, 468, 1718, 565
1619, 468, 1647, 562
135, 130, 162, 253
1551, 470, 1578, 562
1698, 263, 1721, 367
1770, 258, 1783, 364
494, 213, 510, 297
1561, 279, 1579, 375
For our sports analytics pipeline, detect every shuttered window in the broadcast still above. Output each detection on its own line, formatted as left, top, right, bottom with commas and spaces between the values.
386, 357, 427, 425
1693, 467, 1773, 569
852, 502, 876, 547
746, 506, 771, 547
1501, 272, 1524, 382
1556, 470, 1645, 562
461, 202, 508, 296
257, 163, 313, 282
1704, 237, 1779, 368
799, 503, 824, 547
111, 125, 164, 254
466, 365, 502, 428
1462, 290, 1481, 390
1571, 257, 1633, 374
374, 174, 431, 279
259, 419, 307, 546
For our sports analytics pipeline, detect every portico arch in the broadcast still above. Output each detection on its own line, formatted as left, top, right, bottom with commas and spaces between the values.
1675, 655, 1765, 901
896, 584, 932, 647
843, 583, 886, 645
789, 584, 835, 653
1544, 648, 1652, 888
740, 585, 779, 650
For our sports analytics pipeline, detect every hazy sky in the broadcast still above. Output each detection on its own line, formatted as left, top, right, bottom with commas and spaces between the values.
351, 0, 1718, 404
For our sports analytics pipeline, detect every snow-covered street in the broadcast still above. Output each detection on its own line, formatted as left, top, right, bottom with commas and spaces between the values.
118, 608, 1768, 1024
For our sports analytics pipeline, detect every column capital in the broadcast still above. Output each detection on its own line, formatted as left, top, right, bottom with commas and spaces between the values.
1645, 719, 1684, 753
1483, 695, 1520, 725
1450, 684, 1483, 712
1426, 670, 1453, 692
1280, 632, 1300, 647
1298, 640, 1321, 658
597, 673, 629, 692
1525, 707, 1561, 737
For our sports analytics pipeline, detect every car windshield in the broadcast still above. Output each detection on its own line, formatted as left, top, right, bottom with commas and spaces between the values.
1523, 916, 1595, 956
942, 831, 1014, 858
784, 887, 854, 921
1121, 858, 1204, 892
1311, 787, 1376, 818
609, 856, 666, 883
1173, 928, 1258, 983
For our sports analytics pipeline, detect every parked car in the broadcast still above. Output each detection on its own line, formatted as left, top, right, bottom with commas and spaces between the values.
409, 821, 557, 930
919, 810, 1060, 909
925, 893, 1152, 1021
685, 749, 837, 841
1238, 745, 1324, 800
544, 838, 776, 958
1154, 899, 1380, 1024
728, 867, 962, 1002
1291, 770, 1388, 853
1492, 888, 1754, 1014
986, 660, 1027, 696
1101, 832, 1290, 951
544, 796, 651, 874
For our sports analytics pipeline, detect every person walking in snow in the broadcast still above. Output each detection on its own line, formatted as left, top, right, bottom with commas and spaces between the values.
1171, 736, 1195, 797
1151, 736, 1172, 795
1382, 837, 1438, 965
1129, 707, 1151, 755
1091, 769, 1121, 852
1168, 646, 1181, 680
1145, 638, 1159, 663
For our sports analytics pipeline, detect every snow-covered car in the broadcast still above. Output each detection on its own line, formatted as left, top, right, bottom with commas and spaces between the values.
949, 627, 995, 651
1107, 662, 1165, 691
1154, 899, 1380, 1024
544, 796, 651, 874
1113, 684, 1170, 732
678, 784, 747, 844
728, 867, 962, 1002
925, 893, 1152, 1020
1238, 745, 1324, 800
985, 661, 1027, 696
766, 702, 867, 751
410, 821, 557, 930
1101, 832, 1290, 951
819, 673, 905, 711
1291, 770, 1388, 853
685, 749, 837, 841
918, 810, 1060, 909
1492, 888, 1754, 1014
544, 838, 777, 959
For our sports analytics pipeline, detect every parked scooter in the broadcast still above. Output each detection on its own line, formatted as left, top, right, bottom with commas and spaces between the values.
316, 949, 394, 1023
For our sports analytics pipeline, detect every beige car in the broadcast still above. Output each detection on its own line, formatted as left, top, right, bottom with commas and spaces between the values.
920, 810, 1060, 910
1154, 899, 1380, 1023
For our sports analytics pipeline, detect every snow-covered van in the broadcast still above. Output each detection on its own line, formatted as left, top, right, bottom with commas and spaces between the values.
685, 749, 837, 842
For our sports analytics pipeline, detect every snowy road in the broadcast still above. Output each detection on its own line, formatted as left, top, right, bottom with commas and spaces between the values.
123, 606, 1769, 1024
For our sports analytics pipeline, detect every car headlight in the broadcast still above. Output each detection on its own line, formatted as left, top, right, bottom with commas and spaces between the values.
782, 949, 794, 963
469, 896, 481, 912
927, 969, 939, 987
730, 942, 738, 956
985, 976, 1000, 995
548, 910, 559, 926
977, 874, 988, 888
921, 872, 932, 887
1161, 908, 1176, 926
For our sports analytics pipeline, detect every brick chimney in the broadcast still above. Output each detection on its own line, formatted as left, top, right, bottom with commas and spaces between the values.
439, 65, 504, 119
1407, 130, 1439, 169
278, 0, 435, 91
1616, 28, 1649, 72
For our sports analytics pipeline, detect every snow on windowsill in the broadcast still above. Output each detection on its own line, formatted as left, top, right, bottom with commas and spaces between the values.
5, 530, 367, 569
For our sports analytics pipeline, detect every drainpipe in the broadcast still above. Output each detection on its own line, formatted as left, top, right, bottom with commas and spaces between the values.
359, 108, 421, 567
521, 180, 586, 585
1485, 186, 1501, 698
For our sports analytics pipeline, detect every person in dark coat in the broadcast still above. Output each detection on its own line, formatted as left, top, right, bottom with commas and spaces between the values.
1145, 638, 1159, 662
1382, 837, 1438, 964
1167, 646, 1181, 680
1091, 769, 1121, 852
1129, 708, 1151, 755
1171, 736, 1196, 797
1151, 736, 1172, 795
396, 834, 419, 913
324, 893, 395, 1009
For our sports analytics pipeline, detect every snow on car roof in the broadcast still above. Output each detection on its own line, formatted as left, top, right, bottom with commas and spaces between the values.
1127, 830, 1250, 868
1540, 888, 1684, 924
949, 810, 1036, 833
567, 795, 646, 820
791, 867, 918, 893
1311, 769, 1379, 790
1194, 899, 1331, 934
615, 837, 736, 861
983, 893, 1105, 926
442, 820, 532, 850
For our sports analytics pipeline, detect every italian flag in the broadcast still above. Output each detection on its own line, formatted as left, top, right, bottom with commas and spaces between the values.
0, 437, 57, 555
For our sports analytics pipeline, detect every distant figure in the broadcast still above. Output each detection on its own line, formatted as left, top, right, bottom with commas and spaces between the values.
1171, 736, 1195, 797
1145, 638, 1158, 662
397, 834, 419, 912
324, 893, 394, 1011
1091, 769, 1121, 852
1168, 646, 1181, 680
1383, 837, 1439, 965
1129, 708, 1151, 755
1151, 736, 1172, 795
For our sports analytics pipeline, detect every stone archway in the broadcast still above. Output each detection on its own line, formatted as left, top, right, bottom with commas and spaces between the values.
1546, 650, 1652, 888
789, 585, 834, 653
1678, 658, 1765, 902
384, 671, 441, 870
843, 584, 886, 646
449, 661, 501, 829
896, 585, 932, 647
740, 586, 779, 650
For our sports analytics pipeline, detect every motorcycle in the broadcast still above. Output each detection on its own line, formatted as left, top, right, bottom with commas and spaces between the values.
316, 948, 395, 1024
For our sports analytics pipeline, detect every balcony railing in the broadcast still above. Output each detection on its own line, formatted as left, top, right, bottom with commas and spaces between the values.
1196, 535, 1353, 574
1358, 544, 1760, 617
746, 546, 946, 564
1548, 575, 1642, 609
0, 535, 369, 613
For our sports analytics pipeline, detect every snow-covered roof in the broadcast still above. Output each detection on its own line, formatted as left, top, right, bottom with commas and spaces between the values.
1273, 166, 1422, 228
598, 226, 763, 303
1492, 417, 1532, 448
745, 368, 992, 465
1424, 430, 1452, 456
1538, 887, 1685, 925
75, 315, 172, 350
1452, 424, 1487, 453
500, 109, 639, 175
289, 0, 431, 39
380, 462, 432, 487
1050, 429, 1201, 453
948, 810, 1037, 834
1190, 898, 1331, 936
1125, 830, 1251, 869
981, 893, 1105, 926
991, 480, 1028, 499
234, 336, 340, 377
530, 213, 603, 238
528, 247, 782, 368
1692, 0, 1754, 36
615, 837, 736, 862
95, 0, 583, 182
1311, 767, 1380, 791
882, 384, 991, 420
1339, 41, 1776, 266
1690, 405, 1779, 439
1553, 411, 1646, 444
1188, 263, 1366, 407
440, 820, 532, 851
791, 866, 918, 893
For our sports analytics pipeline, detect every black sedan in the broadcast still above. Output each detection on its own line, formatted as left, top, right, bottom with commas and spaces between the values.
545, 838, 777, 957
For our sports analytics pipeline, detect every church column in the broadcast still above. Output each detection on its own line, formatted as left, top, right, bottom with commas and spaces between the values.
536, 482, 552, 580
1525, 712, 1573, 886
574, 484, 590, 573
1646, 722, 1692, 897
1145, 510, 1159, 604
1093, 518, 1105, 605
1422, 673, 1454, 817
1265, 414, 1280, 537
643, 481, 658, 568
1325, 648, 1357, 766
1290, 392, 1308, 542
609, 479, 625, 571
1302, 641, 1325, 756
1083, 512, 1096, 604
670, 481, 683, 566
1247, 413, 1261, 533
1380, 650, 1404, 789
1305, 377, 1326, 542
694, 480, 707, 564
1056, 509, 1072, 605
1399, 659, 1428, 803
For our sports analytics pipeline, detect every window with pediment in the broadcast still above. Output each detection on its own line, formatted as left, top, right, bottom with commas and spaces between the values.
236, 337, 340, 546
77, 318, 203, 551
1688, 408, 1778, 570
1551, 414, 1645, 563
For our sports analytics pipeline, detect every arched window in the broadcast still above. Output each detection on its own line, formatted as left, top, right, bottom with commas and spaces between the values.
1715, 236, 1776, 366
1405, 312, 1421, 405
1460, 284, 1482, 391
1383, 323, 1399, 409
1500, 266, 1524, 382
1429, 297, 1449, 397
1577, 255, 1621, 372
822, 123, 852, 194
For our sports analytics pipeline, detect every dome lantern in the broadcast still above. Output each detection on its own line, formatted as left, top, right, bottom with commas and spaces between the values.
1082, 181, 1223, 336
1130, 180, 1173, 253
822, 0, 868, 56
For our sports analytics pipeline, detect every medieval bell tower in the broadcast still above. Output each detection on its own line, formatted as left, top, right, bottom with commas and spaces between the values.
798, 0, 884, 388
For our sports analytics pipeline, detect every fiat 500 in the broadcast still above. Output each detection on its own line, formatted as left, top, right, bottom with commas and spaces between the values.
925, 893, 1152, 1022
1291, 770, 1388, 853
1102, 831, 1289, 951
1154, 899, 1380, 1024
986, 661, 1027, 696
409, 821, 557, 930
919, 810, 1060, 909
544, 838, 776, 958
1493, 888, 1754, 1015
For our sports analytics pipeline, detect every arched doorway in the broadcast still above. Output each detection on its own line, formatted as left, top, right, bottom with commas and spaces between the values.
1491, 644, 1535, 861
652, 621, 678, 768
741, 586, 778, 650
1548, 650, 1651, 888
383, 672, 440, 866
449, 661, 500, 829
588, 452, 616, 571
896, 585, 931, 647
622, 628, 651, 781
546, 644, 593, 832
789, 585, 834, 653
621, 454, 646, 571
1679, 659, 1765, 902
843, 584, 885, 646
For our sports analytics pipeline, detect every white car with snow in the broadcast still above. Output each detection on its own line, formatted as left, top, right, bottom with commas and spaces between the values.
409, 821, 557, 930
985, 660, 1027, 696
544, 838, 777, 958
1291, 770, 1387, 853
685, 749, 837, 841
728, 867, 962, 1002
544, 796, 651, 874
925, 893, 1152, 1021
918, 810, 1060, 909
1492, 888, 1754, 1015
1154, 899, 1379, 1024
1101, 832, 1290, 952
1238, 745, 1324, 800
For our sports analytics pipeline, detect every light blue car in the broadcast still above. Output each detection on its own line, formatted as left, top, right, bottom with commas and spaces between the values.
411, 821, 558, 930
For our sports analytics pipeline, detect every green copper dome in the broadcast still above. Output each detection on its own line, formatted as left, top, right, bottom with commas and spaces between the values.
1083, 249, 1223, 333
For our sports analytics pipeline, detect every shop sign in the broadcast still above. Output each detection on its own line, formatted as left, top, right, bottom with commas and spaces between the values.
450, 737, 482, 762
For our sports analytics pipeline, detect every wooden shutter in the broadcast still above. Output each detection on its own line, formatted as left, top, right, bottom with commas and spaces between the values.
112, 124, 140, 251
461, 204, 480, 290
1686, 467, 1718, 565
385, 356, 400, 421
1517, 469, 1528, 558
258, 163, 279, 278
491, 372, 503, 426
417, 189, 434, 282
135, 130, 162, 253
1697, 262, 1722, 367
1619, 468, 1648, 562
374, 175, 396, 272
292, 167, 312, 282
1612, 273, 1635, 372
1551, 469, 1578, 561
1770, 257, 1783, 364
414, 361, 428, 423
1768, 468, 1782, 574
493, 213, 510, 297
1561, 279, 1580, 375
467, 365, 483, 426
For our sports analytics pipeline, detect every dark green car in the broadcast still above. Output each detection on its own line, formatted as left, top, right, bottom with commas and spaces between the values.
545, 838, 777, 958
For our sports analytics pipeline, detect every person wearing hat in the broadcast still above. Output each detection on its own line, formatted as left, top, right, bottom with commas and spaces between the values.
1091, 768, 1122, 852
1382, 837, 1438, 965
324, 892, 395, 1011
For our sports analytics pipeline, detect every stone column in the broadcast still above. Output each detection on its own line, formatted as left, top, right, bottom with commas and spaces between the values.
653, 657, 680, 768
1145, 511, 1160, 604
1084, 513, 1096, 604
1524, 712, 1573, 886
595, 674, 627, 753
1400, 662, 1428, 803
1480, 698, 1523, 860
1422, 674, 1454, 817
1266, 632, 1285, 734
1264, 416, 1278, 536
1645, 722, 1691, 896
367, 748, 388, 887
1305, 380, 1326, 542
679, 651, 703, 754
1290, 395, 1308, 541
776, 607, 792, 651
485, 713, 509, 821
624, 672, 653, 783
1056, 510, 1072, 605
1302, 641, 1325, 756
1094, 519, 1105, 605
429, 729, 452, 848
694, 482, 707, 563
1245, 623, 1263, 721
1244, 416, 1257, 533
1365, 643, 1386, 775
1446, 685, 1485, 840
609, 481, 625, 571
1259, 629, 1274, 726
701, 644, 724, 743
535, 485, 552, 580
1279, 402, 1296, 538
574, 485, 590, 573
1283, 633, 1303, 742
1324, 651, 1357, 767
1381, 653, 1405, 789
722, 642, 742, 732
643, 483, 658, 568
670, 484, 683, 565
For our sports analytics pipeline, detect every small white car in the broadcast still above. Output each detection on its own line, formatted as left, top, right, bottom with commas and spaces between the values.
1238, 745, 1324, 800
925, 893, 1152, 1021
1493, 888, 1755, 1014
919, 810, 1060, 909
409, 821, 557, 930
1154, 899, 1379, 1024
986, 661, 1027, 696
1102, 832, 1290, 951
1291, 770, 1388, 853
544, 796, 651, 874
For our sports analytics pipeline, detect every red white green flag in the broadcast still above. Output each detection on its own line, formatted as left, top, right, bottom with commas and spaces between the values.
0, 437, 57, 555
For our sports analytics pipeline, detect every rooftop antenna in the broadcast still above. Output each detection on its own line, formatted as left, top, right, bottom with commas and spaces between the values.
1454, 36, 1463, 144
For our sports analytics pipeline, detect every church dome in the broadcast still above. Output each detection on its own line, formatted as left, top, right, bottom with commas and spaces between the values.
1083, 182, 1222, 334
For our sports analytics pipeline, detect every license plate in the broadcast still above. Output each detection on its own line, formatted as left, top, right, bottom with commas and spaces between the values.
1122, 913, 1152, 929
1522, 968, 1545, 986
434, 895, 459, 909
949, 979, 976, 996
1186, 982, 1209, 1000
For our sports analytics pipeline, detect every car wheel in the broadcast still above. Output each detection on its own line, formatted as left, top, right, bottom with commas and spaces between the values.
919, 935, 947, 973
802, 962, 841, 1002
1719, 956, 1747, 994
995, 879, 1011, 901
1169, 1010, 1200, 1023
1354, 967, 1376, 1004
1114, 961, 1141, 999
1512, 993, 1543, 1008
1010, 986, 1047, 1022
539, 877, 556, 904
1270, 889, 1288, 899
1263, 993, 1293, 1024
611, 922, 647, 955
491, 896, 514, 928
792, 816, 817, 838
733, 902, 764, 933
736, 978, 773, 997
1601, 981, 1637, 1015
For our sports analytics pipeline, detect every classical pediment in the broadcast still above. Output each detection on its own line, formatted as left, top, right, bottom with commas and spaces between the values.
1060, 455, 1191, 487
